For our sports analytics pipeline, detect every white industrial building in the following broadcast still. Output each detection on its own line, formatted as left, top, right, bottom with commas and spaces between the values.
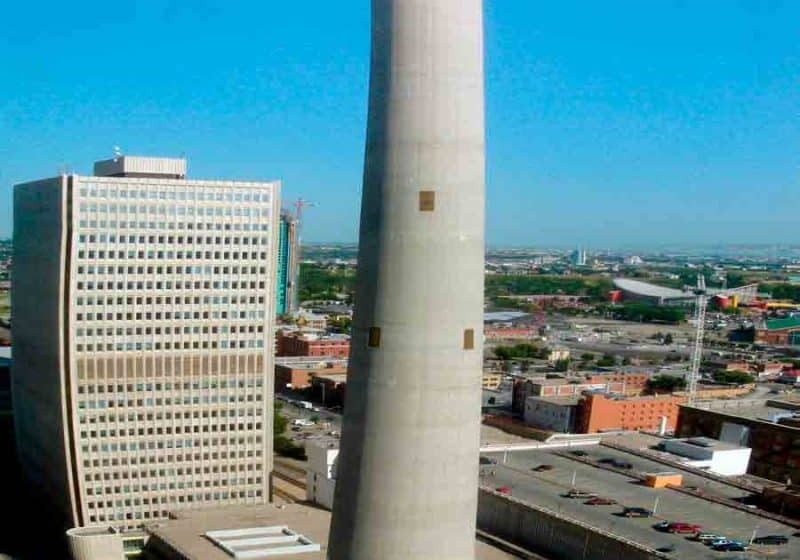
306, 439, 339, 510
662, 437, 751, 476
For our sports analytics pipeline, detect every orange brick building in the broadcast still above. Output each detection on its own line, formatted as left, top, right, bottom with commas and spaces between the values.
275, 362, 348, 391
276, 331, 350, 358
585, 372, 649, 395
576, 393, 686, 433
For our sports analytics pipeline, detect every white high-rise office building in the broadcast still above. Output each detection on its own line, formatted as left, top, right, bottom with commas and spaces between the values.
12, 156, 280, 531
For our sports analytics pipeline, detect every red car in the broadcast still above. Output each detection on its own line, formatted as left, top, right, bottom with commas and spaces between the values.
668, 522, 702, 534
496, 486, 512, 495
584, 497, 617, 506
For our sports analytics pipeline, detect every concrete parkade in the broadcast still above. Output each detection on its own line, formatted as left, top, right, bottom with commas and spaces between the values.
481, 446, 799, 559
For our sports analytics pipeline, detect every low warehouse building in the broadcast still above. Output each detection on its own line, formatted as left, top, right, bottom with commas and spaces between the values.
662, 437, 752, 476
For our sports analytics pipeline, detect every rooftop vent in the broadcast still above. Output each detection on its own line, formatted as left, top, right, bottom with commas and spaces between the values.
205, 526, 321, 558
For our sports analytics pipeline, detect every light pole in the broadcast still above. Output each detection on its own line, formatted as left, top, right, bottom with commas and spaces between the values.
571, 470, 577, 487
652, 496, 660, 516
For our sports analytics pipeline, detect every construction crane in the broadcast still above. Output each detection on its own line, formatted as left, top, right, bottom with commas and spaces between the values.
687, 274, 707, 407
686, 276, 759, 406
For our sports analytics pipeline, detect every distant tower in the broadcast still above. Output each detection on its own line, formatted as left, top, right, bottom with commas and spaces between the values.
276, 211, 298, 316
571, 247, 587, 266
329, 1, 485, 559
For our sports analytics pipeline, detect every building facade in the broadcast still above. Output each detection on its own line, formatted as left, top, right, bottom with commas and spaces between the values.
676, 403, 800, 484
524, 396, 578, 432
276, 331, 350, 358
274, 356, 348, 392
12, 156, 280, 531
576, 393, 685, 433
275, 212, 298, 316
756, 317, 800, 346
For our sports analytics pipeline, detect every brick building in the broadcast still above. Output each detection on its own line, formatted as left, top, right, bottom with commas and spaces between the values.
512, 370, 651, 413
576, 393, 686, 433
676, 402, 800, 484
276, 331, 350, 358
755, 317, 800, 346
311, 373, 348, 407
274, 357, 348, 391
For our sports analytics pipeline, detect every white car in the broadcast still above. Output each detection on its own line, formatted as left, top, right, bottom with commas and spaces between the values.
694, 533, 725, 544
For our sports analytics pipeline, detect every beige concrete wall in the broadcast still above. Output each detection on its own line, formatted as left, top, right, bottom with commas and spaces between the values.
477, 489, 660, 560
12, 176, 78, 526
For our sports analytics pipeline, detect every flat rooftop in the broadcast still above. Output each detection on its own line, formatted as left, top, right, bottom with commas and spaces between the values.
144, 503, 517, 560
687, 401, 800, 425
669, 436, 747, 451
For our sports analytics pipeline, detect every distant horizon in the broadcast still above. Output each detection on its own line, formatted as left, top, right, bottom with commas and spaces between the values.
2, 1, 798, 246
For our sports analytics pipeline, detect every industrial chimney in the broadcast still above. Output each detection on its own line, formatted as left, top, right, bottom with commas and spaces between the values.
328, 0, 486, 558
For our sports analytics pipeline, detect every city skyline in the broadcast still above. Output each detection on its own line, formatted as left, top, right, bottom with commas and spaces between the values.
2, 1, 799, 246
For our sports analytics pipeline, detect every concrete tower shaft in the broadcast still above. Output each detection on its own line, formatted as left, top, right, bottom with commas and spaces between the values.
328, 1, 485, 559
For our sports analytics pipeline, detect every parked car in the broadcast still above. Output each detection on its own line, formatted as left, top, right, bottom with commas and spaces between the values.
585, 497, 617, 506
611, 459, 633, 469
564, 489, 597, 499
712, 541, 747, 552
495, 486, 511, 495
479, 456, 497, 465
666, 522, 702, 534
532, 464, 554, 472
709, 539, 733, 548
569, 450, 588, 457
598, 457, 616, 464
752, 535, 789, 545
653, 521, 671, 531
693, 533, 726, 544
622, 507, 652, 518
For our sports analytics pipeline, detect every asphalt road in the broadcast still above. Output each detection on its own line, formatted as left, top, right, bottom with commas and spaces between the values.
481, 447, 799, 560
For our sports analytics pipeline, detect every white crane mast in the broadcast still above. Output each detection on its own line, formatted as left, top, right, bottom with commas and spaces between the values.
688, 274, 707, 406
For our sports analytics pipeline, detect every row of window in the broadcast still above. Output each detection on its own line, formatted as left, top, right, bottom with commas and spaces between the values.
80, 424, 263, 439
79, 380, 264, 392
75, 339, 265, 352
79, 186, 272, 203
84, 462, 264, 482
80, 233, 271, 245
77, 249, 269, 260
87, 478, 263, 500
77, 324, 264, 337
77, 392, 263, 409
79, 408, 263, 424
87, 490, 264, 523
76, 309, 266, 321
79, 204, 268, 218
77, 220, 269, 231
78, 265, 267, 277
78, 294, 265, 306
81, 436, 263, 453
82, 454, 264, 470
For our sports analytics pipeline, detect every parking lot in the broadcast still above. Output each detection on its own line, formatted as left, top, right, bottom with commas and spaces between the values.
482, 446, 799, 559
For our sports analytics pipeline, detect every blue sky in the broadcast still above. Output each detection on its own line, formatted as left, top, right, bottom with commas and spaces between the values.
1, 1, 798, 248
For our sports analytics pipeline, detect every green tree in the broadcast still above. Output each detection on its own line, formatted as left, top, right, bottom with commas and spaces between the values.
554, 359, 570, 372
713, 370, 755, 384
597, 354, 617, 367
647, 374, 687, 393
274, 402, 288, 437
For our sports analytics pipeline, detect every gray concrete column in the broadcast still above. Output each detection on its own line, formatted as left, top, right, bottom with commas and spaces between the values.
328, 1, 485, 558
